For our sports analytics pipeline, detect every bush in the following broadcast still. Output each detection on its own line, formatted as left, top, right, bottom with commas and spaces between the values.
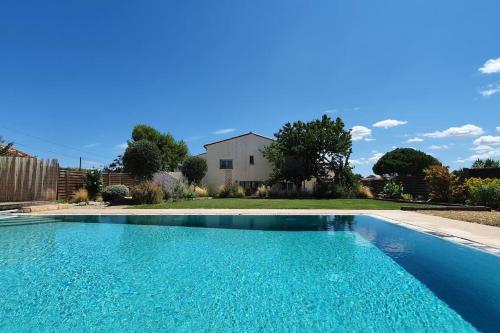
71, 188, 89, 203
356, 185, 373, 199
255, 185, 270, 198
123, 140, 162, 180
402, 193, 413, 201
163, 180, 195, 201
314, 182, 354, 199
382, 181, 403, 199
102, 185, 129, 203
218, 184, 245, 198
423, 165, 463, 203
181, 156, 207, 186
85, 169, 103, 199
194, 186, 209, 197
464, 178, 500, 209
131, 182, 164, 204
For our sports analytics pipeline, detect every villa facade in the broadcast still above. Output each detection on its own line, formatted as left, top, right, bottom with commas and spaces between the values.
198, 132, 274, 192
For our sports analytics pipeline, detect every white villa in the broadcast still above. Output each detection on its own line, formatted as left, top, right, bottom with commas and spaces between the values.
198, 132, 274, 193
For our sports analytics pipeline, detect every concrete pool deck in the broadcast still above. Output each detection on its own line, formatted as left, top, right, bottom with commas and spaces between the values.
30, 207, 500, 255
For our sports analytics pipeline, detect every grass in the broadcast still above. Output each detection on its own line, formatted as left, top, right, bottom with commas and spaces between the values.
133, 198, 441, 210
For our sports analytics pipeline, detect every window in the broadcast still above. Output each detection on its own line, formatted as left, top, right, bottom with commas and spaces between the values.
249, 155, 254, 165
219, 159, 233, 169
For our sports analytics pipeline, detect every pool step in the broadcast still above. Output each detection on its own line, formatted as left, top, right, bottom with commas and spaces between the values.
0, 216, 57, 227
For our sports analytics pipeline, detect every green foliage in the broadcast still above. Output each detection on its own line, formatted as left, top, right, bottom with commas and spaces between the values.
314, 183, 354, 199
382, 181, 403, 199
181, 156, 207, 186
466, 183, 500, 209
123, 140, 162, 180
373, 148, 441, 176
104, 155, 124, 172
401, 193, 413, 201
263, 115, 352, 189
0, 135, 13, 156
471, 158, 500, 168
131, 124, 188, 171
84, 169, 103, 199
131, 182, 164, 204
163, 180, 195, 201
102, 185, 129, 203
218, 184, 245, 198
423, 165, 457, 202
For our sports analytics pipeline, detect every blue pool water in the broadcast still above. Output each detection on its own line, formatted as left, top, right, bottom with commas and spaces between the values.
0, 215, 499, 332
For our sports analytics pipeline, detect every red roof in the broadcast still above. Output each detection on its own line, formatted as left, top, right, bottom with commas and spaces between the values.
0, 146, 33, 158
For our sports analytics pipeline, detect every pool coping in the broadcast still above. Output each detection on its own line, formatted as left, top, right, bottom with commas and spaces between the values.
22, 208, 500, 255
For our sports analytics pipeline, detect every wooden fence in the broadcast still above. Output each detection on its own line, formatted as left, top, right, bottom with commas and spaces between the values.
362, 176, 428, 199
57, 169, 139, 200
0, 157, 59, 202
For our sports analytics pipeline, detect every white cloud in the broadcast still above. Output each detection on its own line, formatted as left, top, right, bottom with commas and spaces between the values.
479, 57, 500, 74
429, 144, 449, 150
423, 124, 484, 138
351, 126, 372, 141
497, 126, 500, 132
84, 143, 99, 148
457, 148, 500, 163
372, 119, 408, 129
116, 142, 128, 149
212, 128, 236, 135
479, 84, 500, 97
349, 152, 383, 166
471, 145, 494, 154
407, 137, 423, 143
473, 135, 500, 146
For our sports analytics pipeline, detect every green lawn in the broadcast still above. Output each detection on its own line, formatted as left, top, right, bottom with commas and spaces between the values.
133, 198, 439, 210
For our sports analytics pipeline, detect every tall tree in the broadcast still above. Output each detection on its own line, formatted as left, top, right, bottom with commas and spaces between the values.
131, 125, 188, 171
263, 115, 352, 189
123, 140, 162, 180
471, 158, 500, 168
373, 148, 440, 177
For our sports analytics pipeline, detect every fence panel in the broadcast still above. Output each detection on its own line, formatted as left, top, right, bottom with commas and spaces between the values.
0, 156, 59, 202
362, 176, 428, 198
57, 169, 139, 200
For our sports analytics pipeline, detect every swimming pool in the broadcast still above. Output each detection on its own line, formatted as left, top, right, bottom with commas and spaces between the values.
0, 215, 499, 332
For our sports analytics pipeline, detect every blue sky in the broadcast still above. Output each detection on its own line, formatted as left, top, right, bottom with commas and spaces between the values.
1, 0, 499, 175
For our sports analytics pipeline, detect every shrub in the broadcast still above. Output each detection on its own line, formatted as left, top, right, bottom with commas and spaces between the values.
464, 178, 500, 209
218, 184, 245, 198
85, 169, 103, 199
423, 165, 462, 203
131, 182, 164, 204
402, 193, 413, 201
181, 156, 207, 187
356, 185, 373, 199
314, 182, 354, 199
71, 188, 89, 203
123, 140, 162, 180
382, 181, 403, 199
163, 180, 195, 201
194, 186, 209, 197
102, 185, 129, 203
255, 185, 270, 198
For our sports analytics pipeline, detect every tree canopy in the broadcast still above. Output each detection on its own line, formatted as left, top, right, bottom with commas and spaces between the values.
131, 124, 188, 171
123, 140, 162, 180
263, 115, 352, 189
471, 158, 500, 168
181, 156, 208, 186
373, 148, 440, 177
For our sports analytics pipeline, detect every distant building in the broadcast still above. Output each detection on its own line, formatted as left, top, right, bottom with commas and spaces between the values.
0, 146, 33, 158
198, 132, 274, 193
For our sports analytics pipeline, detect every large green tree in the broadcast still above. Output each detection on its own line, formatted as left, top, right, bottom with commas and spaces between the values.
130, 125, 188, 171
263, 115, 352, 189
373, 148, 440, 177
123, 140, 162, 180
181, 156, 208, 187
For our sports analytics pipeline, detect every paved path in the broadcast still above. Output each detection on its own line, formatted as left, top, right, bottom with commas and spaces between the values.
31, 207, 500, 255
